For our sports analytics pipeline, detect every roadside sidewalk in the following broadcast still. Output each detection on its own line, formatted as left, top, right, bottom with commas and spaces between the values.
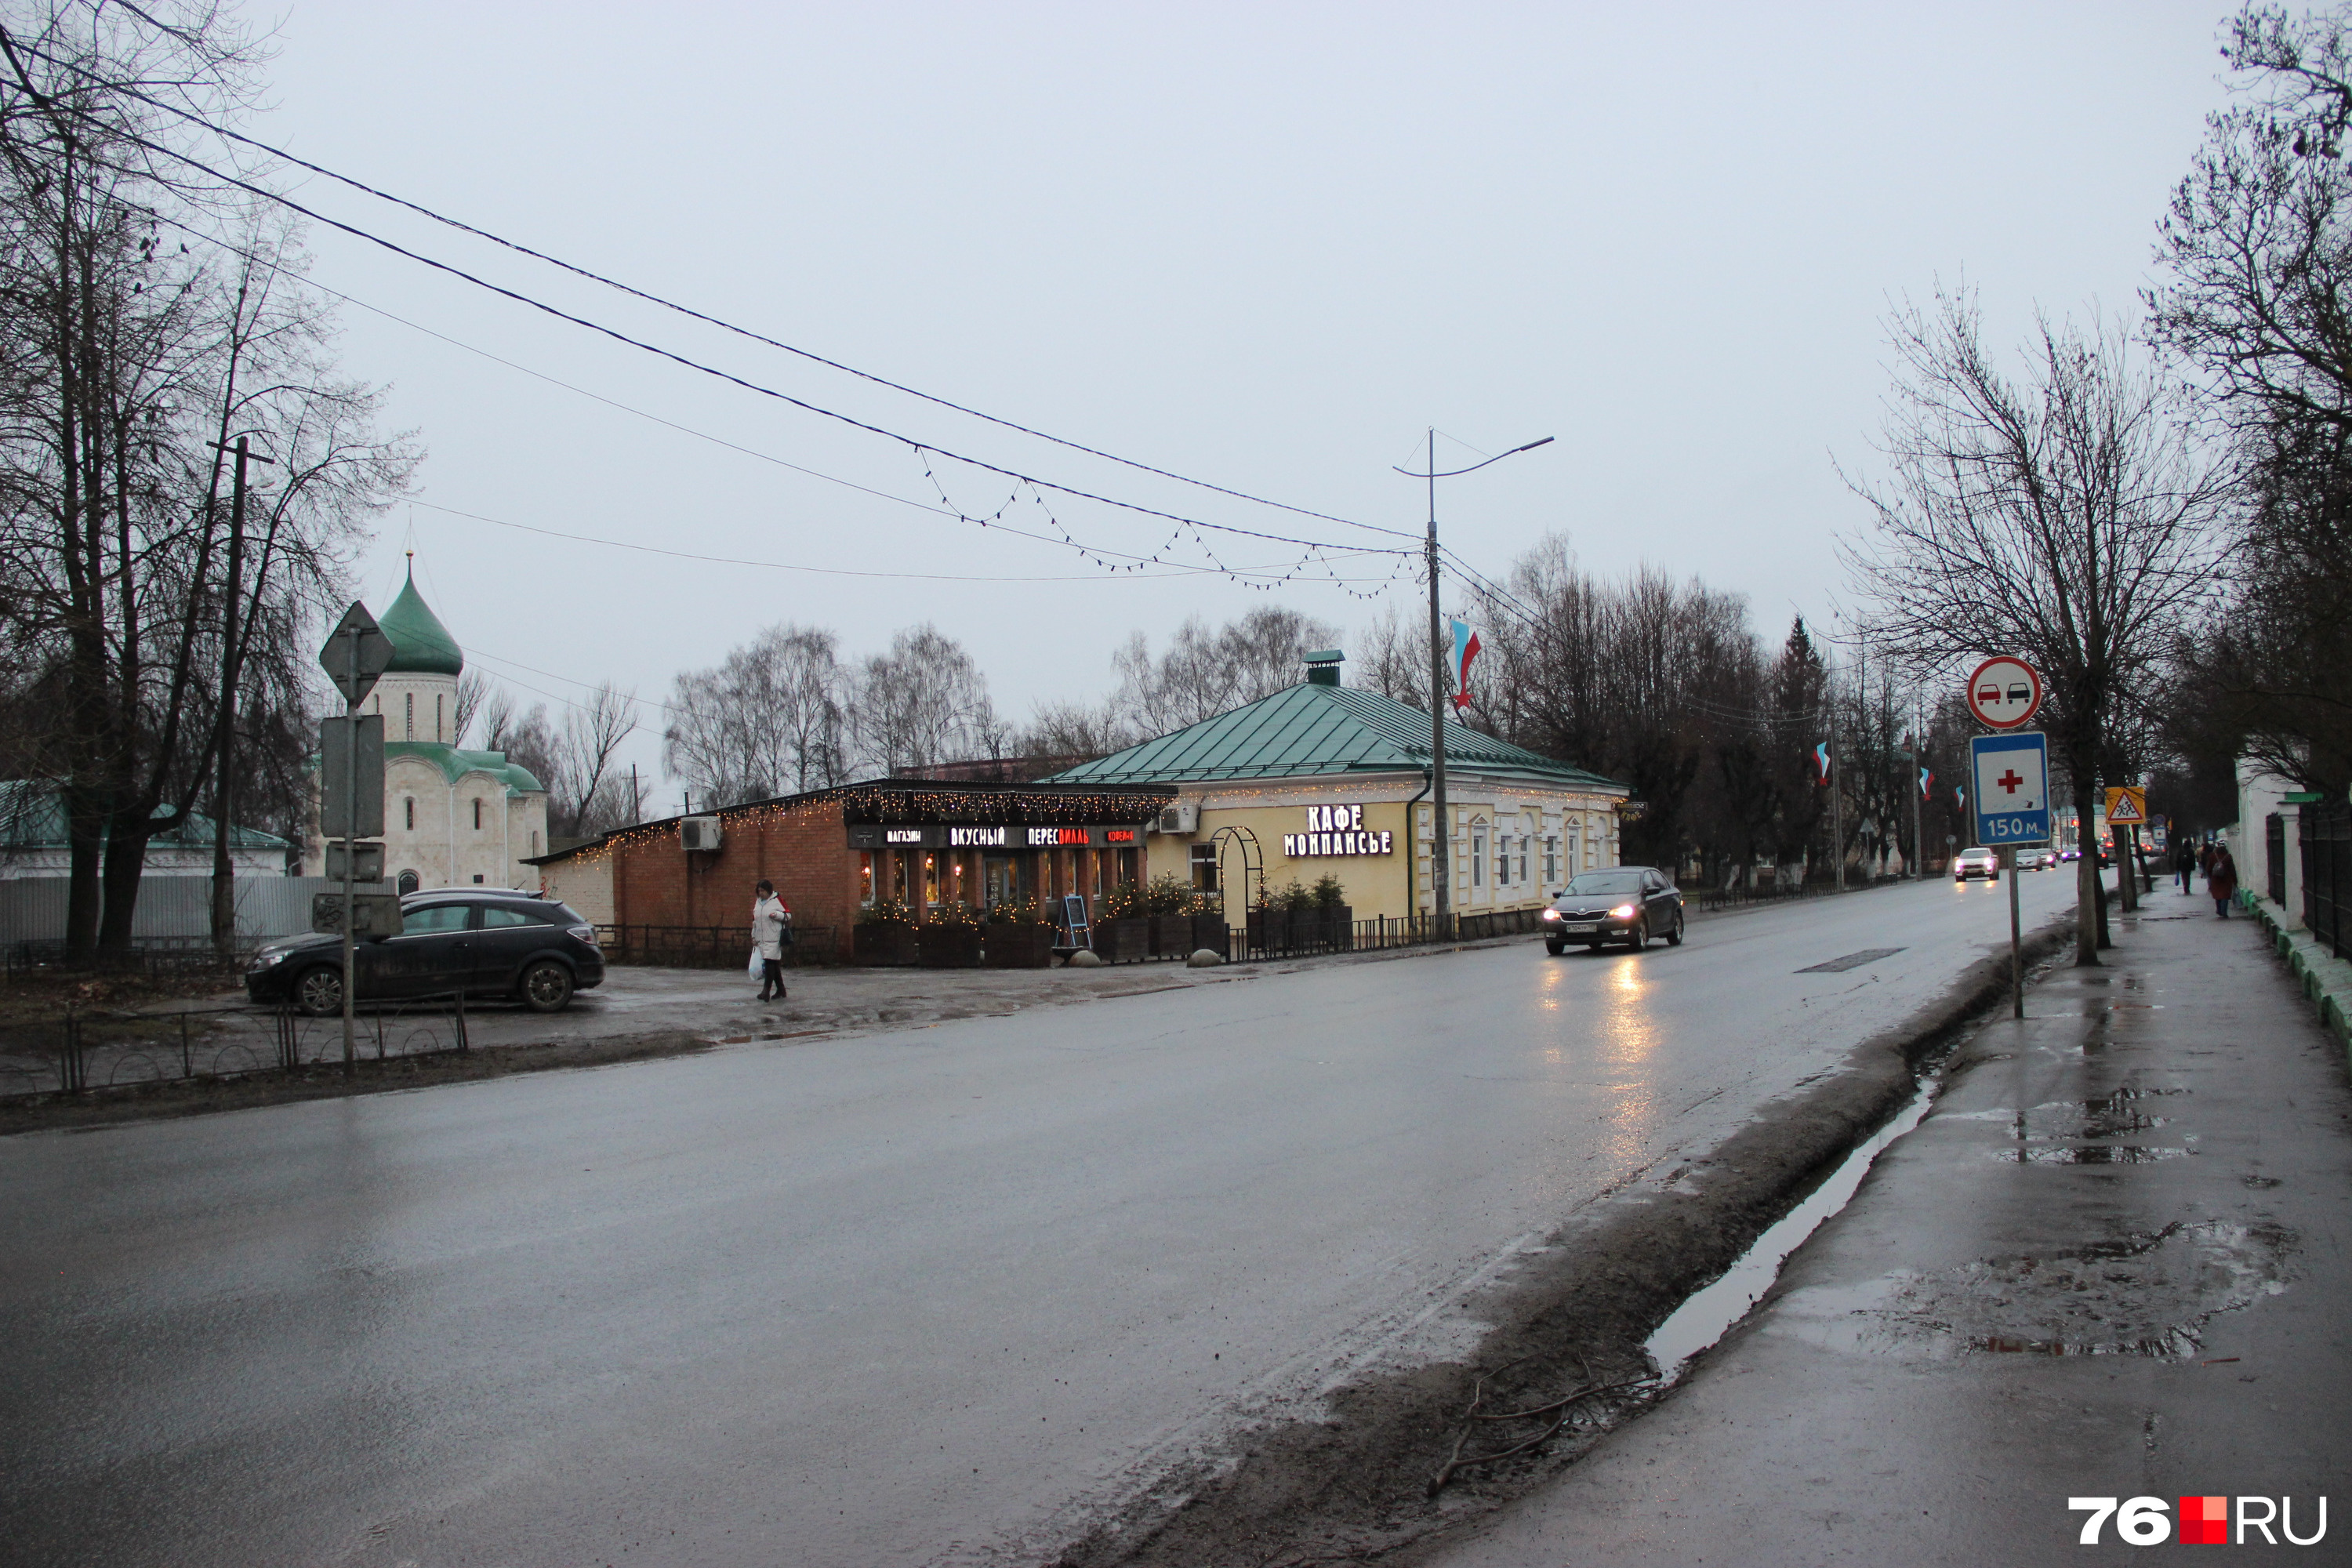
1415, 887, 2352, 1564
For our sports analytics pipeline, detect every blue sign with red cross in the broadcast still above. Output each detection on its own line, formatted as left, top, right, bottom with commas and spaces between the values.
1969, 731, 2050, 845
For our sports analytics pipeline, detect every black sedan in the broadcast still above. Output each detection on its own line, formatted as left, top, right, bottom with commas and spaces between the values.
1541, 866, 1686, 953
246, 891, 605, 1016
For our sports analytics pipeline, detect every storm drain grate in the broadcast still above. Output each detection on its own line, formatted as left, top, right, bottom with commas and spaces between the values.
1798, 946, 1907, 974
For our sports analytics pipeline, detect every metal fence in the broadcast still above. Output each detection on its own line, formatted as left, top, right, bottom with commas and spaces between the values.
598, 924, 840, 969
0, 874, 334, 950
2301, 802, 2351, 963
2, 991, 477, 1102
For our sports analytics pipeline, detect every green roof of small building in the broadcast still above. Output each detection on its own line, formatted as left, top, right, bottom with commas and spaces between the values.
385, 742, 545, 793
379, 564, 463, 675
1044, 682, 1628, 791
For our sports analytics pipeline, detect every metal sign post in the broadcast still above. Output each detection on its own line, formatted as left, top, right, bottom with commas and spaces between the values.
1970, 727, 2050, 1022
318, 603, 394, 1075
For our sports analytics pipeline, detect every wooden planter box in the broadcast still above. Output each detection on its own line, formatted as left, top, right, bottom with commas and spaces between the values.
983, 924, 1054, 968
1150, 914, 1197, 958
916, 924, 981, 967
852, 923, 919, 967
1096, 917, 1151, 963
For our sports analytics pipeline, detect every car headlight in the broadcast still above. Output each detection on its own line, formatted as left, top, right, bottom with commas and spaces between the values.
1541, 908, 1561, 921
1610, 902, 1637, 920
250, 948, 288, 970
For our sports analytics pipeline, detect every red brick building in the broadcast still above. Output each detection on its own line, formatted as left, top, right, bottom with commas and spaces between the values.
528, 780, 1173, 960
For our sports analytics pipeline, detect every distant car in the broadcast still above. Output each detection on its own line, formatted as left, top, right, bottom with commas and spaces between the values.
2060, 848, 2082, 862
2017, 848, 2057, 870
245, 890, 605, 1016
1542, 866, 1685, 953
1953, 847, 2001, 882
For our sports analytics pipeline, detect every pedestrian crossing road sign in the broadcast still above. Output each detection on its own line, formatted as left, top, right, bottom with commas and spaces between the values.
2105, 786, 2147, 826
1969, 731, 2050, 846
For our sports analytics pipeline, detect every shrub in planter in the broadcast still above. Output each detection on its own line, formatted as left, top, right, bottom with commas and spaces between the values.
855, 898, 917, 965
983, 896, 1054, 968
917, 903, 982, 967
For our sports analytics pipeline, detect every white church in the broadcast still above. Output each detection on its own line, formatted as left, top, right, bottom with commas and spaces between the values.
302, 562, 550, 893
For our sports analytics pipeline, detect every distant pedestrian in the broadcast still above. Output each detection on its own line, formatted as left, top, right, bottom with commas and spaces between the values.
753, 880, 792, 1001
2206, 845, 2238, 919
2174, 838, 2196, 895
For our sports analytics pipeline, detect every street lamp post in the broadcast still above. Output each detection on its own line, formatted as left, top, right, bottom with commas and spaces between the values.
1394, 431, 1552, 935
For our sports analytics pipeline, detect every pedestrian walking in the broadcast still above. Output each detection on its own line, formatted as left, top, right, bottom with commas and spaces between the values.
2174, 837, 2196, 895
2206, 844, 2238, 919
753, 880, 793, 1000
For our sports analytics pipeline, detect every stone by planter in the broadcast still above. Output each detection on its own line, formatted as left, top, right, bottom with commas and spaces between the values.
1150, 914, 1196, 958
852, 922, 919, 967
982, 924, 1054, 968
1096, 917, 1151, 964
916, 924, 981, 967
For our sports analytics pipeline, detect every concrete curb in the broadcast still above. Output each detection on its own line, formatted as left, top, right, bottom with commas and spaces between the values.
2240, 889, 2352, 1062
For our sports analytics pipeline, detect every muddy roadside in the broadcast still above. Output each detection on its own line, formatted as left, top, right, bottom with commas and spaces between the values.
1045, 910, 2082, 1568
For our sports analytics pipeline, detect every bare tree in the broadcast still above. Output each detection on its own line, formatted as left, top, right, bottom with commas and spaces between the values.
1842, 289, 2230, 963
664, 623, 846, 804
1111, 606, 1336, 734
548, 680, 637, 836
1018, 698, 1130, 759
2150, 4, 2352, 793
851, 623, 990, 775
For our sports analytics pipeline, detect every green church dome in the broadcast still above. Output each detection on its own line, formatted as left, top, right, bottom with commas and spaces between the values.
379, 561, 463, 675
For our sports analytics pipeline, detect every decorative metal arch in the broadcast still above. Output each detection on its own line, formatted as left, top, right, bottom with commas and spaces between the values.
1207, 824, 1265, 911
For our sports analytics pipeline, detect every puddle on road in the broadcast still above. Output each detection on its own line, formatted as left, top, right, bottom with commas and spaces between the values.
1769, 1220, 2295, 1362
1643, 1080, 1939, 1377
1995, 1145, 2191, 1163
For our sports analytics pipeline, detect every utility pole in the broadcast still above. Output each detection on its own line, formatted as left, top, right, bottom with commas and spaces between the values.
1394, 430, 1553, 937
1423, 430, 1450, 936
1829, 692, 1844, 891
208, 435, 274, 960
1910, 696, 1924, 880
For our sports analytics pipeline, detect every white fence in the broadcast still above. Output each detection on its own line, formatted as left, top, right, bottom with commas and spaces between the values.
0, 875, 333, 948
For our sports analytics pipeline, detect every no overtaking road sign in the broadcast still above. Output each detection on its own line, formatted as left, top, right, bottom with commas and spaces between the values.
1970, 731, 2050, 846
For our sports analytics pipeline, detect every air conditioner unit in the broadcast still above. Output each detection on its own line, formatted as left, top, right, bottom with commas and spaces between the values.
680, 815, 724, 853
1156, 803, 1200, 835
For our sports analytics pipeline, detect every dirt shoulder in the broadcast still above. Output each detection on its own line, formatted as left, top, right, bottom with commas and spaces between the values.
1045, 910, 2082, 1568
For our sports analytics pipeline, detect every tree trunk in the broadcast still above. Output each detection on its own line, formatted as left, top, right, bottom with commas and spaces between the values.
2072, 775, 2100, 965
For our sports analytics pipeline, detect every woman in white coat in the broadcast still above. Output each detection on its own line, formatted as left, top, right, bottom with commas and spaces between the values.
752, 880, 792, 1001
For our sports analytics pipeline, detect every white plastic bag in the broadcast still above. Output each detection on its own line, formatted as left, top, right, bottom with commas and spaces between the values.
748, 948, 764, 982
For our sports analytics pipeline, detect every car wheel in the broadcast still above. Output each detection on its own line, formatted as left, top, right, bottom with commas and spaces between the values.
1545, 941, 1565, 956
1665, 910, 1685, 946
1625, 916, 1649, 950
293, 964, 343, 1018
520, 960, 575, 1013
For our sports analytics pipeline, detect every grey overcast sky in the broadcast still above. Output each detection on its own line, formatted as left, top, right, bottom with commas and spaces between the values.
254, 1, 2234, 790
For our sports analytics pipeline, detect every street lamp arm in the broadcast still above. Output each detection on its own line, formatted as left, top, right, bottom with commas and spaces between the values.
1392, 436, 1553, 481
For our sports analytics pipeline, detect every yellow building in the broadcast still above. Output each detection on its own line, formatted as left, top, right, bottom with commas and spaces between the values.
1047, 651, 1630, 920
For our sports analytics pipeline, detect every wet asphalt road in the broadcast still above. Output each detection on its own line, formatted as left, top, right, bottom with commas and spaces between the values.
0, 875, 2077, 1567
1428, 896, 2352, 1566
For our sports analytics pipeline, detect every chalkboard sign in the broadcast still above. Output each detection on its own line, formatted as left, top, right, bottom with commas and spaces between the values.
1061, 893, 1092, 949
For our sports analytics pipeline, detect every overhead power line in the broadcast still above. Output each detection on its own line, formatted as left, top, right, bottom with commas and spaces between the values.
0, 27, 1420, 550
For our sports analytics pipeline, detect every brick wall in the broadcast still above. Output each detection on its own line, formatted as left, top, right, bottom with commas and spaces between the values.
609, 798, 862, 960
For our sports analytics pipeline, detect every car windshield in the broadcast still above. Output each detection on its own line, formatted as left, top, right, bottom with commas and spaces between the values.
1563, 872, 1647, 897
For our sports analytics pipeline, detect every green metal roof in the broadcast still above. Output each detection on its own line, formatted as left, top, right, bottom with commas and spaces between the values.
379, 566, 463, 675
0, 780, 292, 851
385, 742, 545, 793
1044, 683, 1627, 790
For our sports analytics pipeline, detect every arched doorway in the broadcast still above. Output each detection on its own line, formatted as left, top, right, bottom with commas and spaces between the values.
396, 869, 420, 895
